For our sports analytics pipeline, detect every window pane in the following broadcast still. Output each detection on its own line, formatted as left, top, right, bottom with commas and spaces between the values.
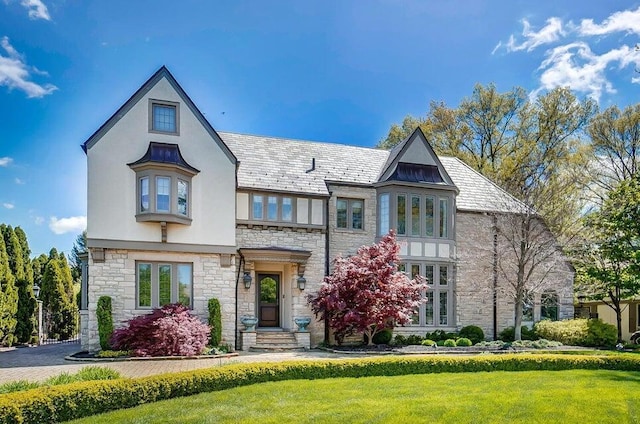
336, 199, 347, 228
379, 194, 390, 235
140, 177, 149, 212
397, 195, 406, 235
156, 177, 171, 212
411, 264, 420, 279
439, 292, 448, 325
425, 196, 434, 237
137, 263, 151, 308
425, 292, 434, 325
411, 306, 420, 325
397, 263, 406, 273
522, 291, 534, 321
282, 197, 292, 222
351, 200, 363, 230
159, 264, 172, 306
439, 266, 448, 286
253, 195, 263, 219
177, 264, 192, 308
439, 198, 449, 238
541, 292, 558, 321
177, 180, 188, 216
267, 196, 277, 220
411, 196, 420, 236
153, 104, 176, 132
425, 265, 434, 285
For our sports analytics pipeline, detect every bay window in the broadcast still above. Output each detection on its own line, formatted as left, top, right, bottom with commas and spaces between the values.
378, 191, 453, 238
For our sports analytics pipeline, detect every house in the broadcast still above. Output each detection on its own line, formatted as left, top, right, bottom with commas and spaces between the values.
79, 67, 574, 351
576, 299, 640, 342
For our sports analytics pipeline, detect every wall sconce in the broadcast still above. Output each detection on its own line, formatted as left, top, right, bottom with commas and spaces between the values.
32, 284, 40, 299
297, 275, 306, 290
243, 272, 252, 289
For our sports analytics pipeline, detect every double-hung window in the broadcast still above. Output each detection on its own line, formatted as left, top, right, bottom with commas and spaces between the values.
137, 262, 193, 309
150, 101, 179, 134
336, 198, 364, 230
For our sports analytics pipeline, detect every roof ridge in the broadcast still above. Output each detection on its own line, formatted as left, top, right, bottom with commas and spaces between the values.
218, 131, 389, 154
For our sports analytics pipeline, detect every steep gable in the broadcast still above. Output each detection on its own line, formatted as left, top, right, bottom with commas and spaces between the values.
377, 127, 456, 189
82, 66, 236, 165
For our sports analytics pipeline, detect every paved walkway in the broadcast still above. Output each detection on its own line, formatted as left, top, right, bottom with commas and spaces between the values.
0, 342, 366, 384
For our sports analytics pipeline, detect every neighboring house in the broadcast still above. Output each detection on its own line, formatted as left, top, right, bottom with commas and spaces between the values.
576, 299, 640, 342
80, 67, 574, 351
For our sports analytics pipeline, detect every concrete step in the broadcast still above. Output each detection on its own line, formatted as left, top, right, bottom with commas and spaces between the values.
252, 331, 302, 351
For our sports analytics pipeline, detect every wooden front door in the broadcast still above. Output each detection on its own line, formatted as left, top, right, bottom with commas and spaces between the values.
258, 274, 280, 327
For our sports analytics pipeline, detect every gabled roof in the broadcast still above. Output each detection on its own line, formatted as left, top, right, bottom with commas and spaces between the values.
377, 127, 456, 189
219, 131, 524, 213
81, 66, 237, 165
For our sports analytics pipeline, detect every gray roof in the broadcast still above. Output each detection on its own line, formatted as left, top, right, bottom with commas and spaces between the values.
219, 132, 522, 213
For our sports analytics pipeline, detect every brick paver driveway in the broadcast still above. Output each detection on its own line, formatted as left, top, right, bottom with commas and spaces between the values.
0, 342, 363, 384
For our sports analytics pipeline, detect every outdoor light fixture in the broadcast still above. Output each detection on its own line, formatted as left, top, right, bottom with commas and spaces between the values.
297, 275, 306, 290
33, 284, 40, 299
243, 272, 252, 289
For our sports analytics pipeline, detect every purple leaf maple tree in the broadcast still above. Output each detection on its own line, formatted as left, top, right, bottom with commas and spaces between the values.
307, 231, 426, 345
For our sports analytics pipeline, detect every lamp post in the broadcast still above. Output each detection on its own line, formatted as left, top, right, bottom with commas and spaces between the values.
33, 284, 43, 345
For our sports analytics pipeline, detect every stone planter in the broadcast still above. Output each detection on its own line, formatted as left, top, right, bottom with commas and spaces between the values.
294, 316, 311, 332
240, 316, 258, 331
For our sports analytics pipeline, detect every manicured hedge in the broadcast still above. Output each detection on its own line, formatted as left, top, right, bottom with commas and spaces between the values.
1, 355, 639, 423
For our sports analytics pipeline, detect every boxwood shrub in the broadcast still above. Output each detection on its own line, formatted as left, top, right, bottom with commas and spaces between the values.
3, 354, 638, 423
535, 318, 617, 347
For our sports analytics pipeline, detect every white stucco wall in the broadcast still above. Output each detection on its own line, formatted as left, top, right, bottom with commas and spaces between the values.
86, 77, 236, 247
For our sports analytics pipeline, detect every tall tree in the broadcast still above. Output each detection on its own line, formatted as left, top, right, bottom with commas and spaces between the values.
41, 256, 78, 340
576, 174, 640, 343
13, 227, 37, 344
0, 226, 17, 346
588, 104, 640, 199
307, 231, 426, 345
69, 231, 86, 286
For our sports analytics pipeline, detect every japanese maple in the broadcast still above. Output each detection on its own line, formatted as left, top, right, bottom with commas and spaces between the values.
110, 303, 210, 356
307, 231, 426, 345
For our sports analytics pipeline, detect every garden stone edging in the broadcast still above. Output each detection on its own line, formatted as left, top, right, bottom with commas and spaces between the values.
65, 352, 239, 362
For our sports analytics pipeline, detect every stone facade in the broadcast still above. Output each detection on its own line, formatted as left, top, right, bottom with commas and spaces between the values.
327, 185, 378, 260
84, 249, 236, 352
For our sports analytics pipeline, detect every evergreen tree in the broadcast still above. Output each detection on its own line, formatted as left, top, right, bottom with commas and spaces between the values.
41, 257, 78, 340
32, 253, 49, 289
69, 231, 86, 286
0, 227, 18, 346
13, 227, 37, 344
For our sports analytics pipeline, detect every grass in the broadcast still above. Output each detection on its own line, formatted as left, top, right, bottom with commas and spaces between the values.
0, 366, 121, 394
69, 369, 640, 423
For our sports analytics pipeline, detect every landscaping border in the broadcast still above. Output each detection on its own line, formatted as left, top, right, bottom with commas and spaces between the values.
2, 354, 639, 423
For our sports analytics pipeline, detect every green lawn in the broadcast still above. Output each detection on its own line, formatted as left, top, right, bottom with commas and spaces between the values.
69, 369, 640, 423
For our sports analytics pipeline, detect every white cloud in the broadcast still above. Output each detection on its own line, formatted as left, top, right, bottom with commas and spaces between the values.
11, 0, 51, 20
504, 17, 566, 53
14, 177, 24, 184
34, 216, 44, 225
0, 156, 12, 167
579, 7, 640, 36
0, 36, 57, 98
3, 203, 14, 209
49, 216, 86, 235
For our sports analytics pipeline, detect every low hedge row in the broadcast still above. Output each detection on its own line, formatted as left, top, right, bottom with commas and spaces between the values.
2, 354, 639, 423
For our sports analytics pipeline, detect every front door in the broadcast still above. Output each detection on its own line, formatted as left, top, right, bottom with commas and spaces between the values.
258, 274, 280, 327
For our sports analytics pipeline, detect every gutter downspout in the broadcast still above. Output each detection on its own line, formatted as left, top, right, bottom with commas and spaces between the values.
235, 251, 245, 352
324, 192, 331, 345
492, 215, 498, 340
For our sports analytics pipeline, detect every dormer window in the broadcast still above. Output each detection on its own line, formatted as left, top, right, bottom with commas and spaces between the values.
128, 142, 199, 225
149, 100, 179, 135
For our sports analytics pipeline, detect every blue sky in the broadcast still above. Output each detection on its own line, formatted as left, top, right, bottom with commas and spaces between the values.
1, 1, 639, 257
